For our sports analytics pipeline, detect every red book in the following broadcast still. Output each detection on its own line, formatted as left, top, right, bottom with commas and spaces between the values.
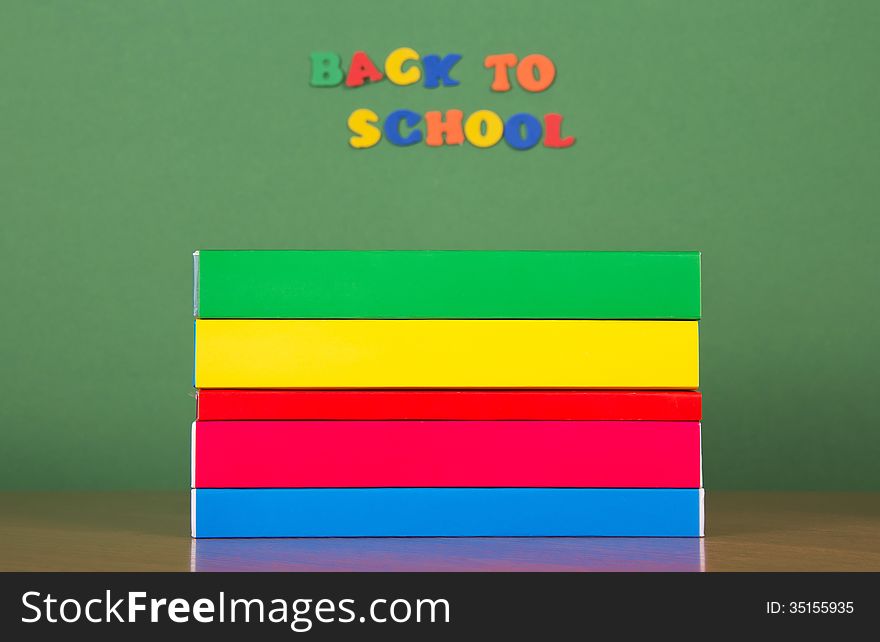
196, 389, 701, 421
192, 420, 702, 488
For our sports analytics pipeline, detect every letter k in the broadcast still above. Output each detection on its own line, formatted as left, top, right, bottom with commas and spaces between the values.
106, 590, 125, 622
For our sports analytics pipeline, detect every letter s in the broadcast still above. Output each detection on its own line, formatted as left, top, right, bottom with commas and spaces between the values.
22, 591, 41, 623
337, 599, 356, 623
348, 109, 381, 149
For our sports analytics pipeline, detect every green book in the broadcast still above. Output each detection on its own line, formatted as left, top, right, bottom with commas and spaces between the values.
194, 250, 701, 319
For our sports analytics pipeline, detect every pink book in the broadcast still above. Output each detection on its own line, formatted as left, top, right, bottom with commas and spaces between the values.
193, 420, 701, 488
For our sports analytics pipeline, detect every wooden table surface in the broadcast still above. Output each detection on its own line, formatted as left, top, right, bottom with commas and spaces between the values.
1, 492, 878, 571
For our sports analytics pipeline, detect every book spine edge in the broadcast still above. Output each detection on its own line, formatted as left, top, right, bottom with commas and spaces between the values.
192, 250, 200, 317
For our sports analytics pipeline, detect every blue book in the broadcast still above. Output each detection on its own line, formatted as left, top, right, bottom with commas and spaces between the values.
192, 536, 706, 571
190, 537, 706, 573
191, 488, 704, 538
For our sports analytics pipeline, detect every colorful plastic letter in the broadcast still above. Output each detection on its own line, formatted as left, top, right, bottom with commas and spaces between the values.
544, 113, 575, 148
425, 110, 465, 146
464, 110, 504, 148
309, 52, 344, 87
345, 51, 384, 88
516, 54, 556, 92
505, 113, 542, 150
484, 53, 518, 91
348, 109, 381, 148
422, 54, 462, 88
385, 47, 421, 86
385, 110, 423, 146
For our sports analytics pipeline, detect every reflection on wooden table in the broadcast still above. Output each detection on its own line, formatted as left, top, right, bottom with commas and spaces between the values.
1, 492, 878, 571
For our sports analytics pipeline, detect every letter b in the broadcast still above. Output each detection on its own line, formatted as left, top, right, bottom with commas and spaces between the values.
310, 52, 344, 87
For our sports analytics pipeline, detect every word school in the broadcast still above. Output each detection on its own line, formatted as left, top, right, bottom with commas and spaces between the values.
310, 49, 576, 150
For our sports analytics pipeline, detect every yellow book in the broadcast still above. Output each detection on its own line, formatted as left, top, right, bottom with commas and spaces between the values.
194, 319, 699, 389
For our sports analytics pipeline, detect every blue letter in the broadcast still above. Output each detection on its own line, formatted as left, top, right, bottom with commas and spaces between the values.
422, 54, 462, 88
384, 110, 423, 146
504, 113, 542, 150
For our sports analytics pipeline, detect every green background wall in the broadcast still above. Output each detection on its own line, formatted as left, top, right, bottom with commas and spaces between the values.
2, 1, 878, 490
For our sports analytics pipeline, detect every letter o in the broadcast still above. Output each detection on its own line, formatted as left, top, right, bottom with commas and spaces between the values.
390, 599, 411, 623
60, 599, 82, 623
504, 113, 543, 150
464, 110, 504, 148
516, 54, 555, 92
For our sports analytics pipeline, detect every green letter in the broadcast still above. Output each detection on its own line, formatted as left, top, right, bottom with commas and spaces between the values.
310, 52, 343, 87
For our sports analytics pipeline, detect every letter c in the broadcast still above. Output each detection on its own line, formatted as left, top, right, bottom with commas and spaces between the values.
385, 110, 422, 146
385, 47, 421, 85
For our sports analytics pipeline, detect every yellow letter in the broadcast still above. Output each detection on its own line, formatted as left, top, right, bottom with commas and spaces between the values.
348, 108, 381, 148
464, 110, 504, 148
385, 47, 421, 86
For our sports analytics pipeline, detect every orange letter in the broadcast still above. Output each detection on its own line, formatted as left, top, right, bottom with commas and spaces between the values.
516, 54, 555, 92
483, 53, 518, 92
425, 110, 464, 146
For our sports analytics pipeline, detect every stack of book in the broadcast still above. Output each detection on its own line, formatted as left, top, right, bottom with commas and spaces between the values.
191, 250, 702, 538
